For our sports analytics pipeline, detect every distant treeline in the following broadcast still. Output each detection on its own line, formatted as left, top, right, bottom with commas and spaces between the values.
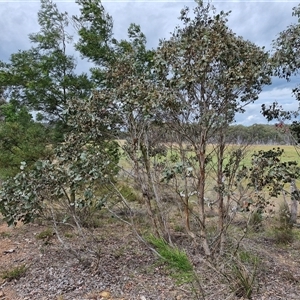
119, 123, 292, 145
225, 124, 291, 145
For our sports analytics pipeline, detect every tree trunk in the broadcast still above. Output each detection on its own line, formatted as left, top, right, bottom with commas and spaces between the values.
179, 140, 191, 232
217, 140, 226, 256
197, 136, 211, 257
290, 180, 298, 224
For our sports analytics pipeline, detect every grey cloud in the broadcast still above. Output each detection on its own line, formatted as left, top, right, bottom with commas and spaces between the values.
235, 86, 298, 126
213, 2, 295, 49
0, 3, 40, 61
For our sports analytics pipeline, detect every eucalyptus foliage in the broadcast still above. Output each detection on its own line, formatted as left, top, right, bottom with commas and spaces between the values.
1, 0, 295, 262
0, 130, 119, 226
249, 148, 300, 198
154, 2, 271, 255
263, 4, 300, 139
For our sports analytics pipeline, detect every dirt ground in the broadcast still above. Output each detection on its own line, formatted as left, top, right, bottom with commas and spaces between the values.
1, 216, 300, 300
0, 218, 193, 300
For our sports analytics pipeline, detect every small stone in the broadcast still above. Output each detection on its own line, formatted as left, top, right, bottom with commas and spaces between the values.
3, 248, 15, 254
99, 290, 111, 298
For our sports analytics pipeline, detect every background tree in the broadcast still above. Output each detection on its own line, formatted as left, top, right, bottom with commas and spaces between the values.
0, 101, 50, 179
0, 0, 93, 142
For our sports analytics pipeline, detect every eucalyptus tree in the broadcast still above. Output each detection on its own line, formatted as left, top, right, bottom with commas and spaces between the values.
0, 92, 120, 230
74, 0, 175, 238
272, 4, 300, 102
155, 2, 271, 255
263, 4, 300, 131
0, 0, 92, 141
262, 3, 300, 223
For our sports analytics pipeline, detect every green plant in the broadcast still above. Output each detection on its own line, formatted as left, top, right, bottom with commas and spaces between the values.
278, 202, 292, 230
1, 264, 27, 281
64, 232, 74, 238
148, 235, 192, 272
228, 253, 259, 299
35, 228, 53, 240
174, 224, 185, 233
231, 263, 257, 298
274, 228, 294, 245
118, 183, 140, 202
249, 210, 263, 231
273, 202, 294, 245
0, 232, 11, 238
147, 235, 194, 284
238, 250, 259, 265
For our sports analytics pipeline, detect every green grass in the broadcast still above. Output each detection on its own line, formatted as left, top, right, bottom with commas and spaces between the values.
1, 264, 27, 281
118, 142, 300, 169
243, 145, 300, 165
147, 235, 194, 284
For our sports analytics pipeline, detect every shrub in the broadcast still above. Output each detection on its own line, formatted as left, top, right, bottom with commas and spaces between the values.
228, 251, 259, 299
278, 202, 292, 230
274, 202, 294, 245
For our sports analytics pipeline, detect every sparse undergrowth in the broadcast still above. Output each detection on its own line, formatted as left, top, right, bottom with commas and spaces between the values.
35, 228, 53, 240
1, 264, 27, 282
0, 215, 300, 299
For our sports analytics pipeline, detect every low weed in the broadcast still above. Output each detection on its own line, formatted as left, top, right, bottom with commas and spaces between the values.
0, 232, 11, 238
274, 228, 294, 245
228, 251, 259, 299
1, 264, 27, 281
238, 250, 259, 265
64, 232, 74, 238
273, 202, 294, 245
147, 235, 194, 284
35, 228, 53, 240
118, 183, 140, 202
278, 202, 292, 230
249, 210, 263, 231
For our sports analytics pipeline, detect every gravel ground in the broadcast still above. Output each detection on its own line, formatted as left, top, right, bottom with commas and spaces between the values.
1, 219, 300, 300
0, 222, 192, 300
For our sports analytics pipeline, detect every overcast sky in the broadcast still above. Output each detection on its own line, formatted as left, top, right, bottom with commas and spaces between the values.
0, 0, 299, 125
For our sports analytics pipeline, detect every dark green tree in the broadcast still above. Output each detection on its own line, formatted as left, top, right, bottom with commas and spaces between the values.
0, 101, 50, 179
74, 0, 114, 63
0, 0, 93, 141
